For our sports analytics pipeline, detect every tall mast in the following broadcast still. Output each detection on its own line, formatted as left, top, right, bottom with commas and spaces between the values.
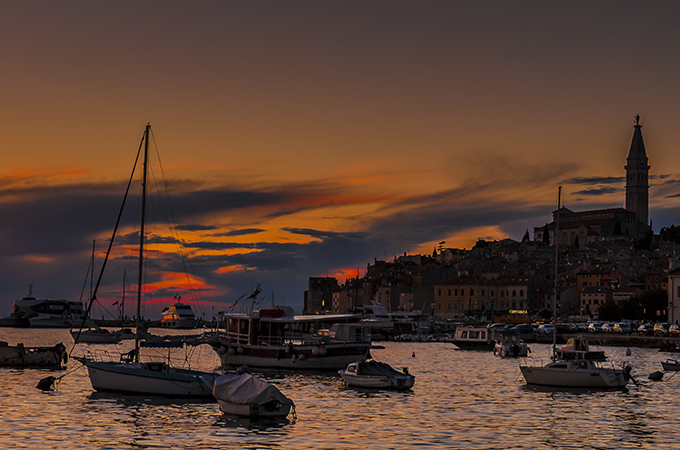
134, 123, 150, 361
552, 186, 561, 355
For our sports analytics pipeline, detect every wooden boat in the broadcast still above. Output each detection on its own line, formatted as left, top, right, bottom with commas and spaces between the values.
77, 124, 216, 398
338, 360, 414, 389
661, 358, 680, 371
212, 373, 294, 419
450, 326, 496, 351
210, 305, 372, 370
0, 341, 68, 369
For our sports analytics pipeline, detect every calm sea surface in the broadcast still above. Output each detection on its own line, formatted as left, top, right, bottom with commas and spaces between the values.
0, 328, 678, 449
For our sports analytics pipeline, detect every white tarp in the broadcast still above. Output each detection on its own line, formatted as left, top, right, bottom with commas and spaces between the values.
212, 373, 293, 407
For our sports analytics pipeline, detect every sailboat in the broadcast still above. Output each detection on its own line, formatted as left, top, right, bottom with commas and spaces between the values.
75, 124, 216, 397
518, 187, 631, 388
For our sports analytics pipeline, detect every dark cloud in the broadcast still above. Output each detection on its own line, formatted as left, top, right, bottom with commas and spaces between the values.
175, 224, 217, 231
212, 228, 265, 237
572, 187, 620, 196
563, 176, 624, 185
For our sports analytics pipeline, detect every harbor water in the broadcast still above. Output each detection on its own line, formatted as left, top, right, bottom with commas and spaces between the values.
1, 328, 678, 449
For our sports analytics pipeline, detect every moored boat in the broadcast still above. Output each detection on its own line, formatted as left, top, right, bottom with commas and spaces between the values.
493, 331, 529, 357
450, 326, 496, 351
212, 373, 294, 419
210, 306, 372, 370
160, 296, 200, 329
338, 360, 414, 389
0, 341, 68, 369
661, 358, 680, 371
1, 288, 86, 328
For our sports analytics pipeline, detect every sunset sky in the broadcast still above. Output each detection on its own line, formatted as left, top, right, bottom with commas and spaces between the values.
2, 2, 680, 318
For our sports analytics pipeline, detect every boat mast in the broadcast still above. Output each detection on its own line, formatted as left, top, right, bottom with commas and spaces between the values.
134, 123, 150, 361
552, 186, 561, 357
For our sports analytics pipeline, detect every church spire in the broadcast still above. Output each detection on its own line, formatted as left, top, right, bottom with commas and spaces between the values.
625, 114, 650, 226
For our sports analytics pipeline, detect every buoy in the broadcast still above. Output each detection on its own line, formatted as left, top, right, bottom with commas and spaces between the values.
412, 352, 416, 357
312, 346, 320, 356
626, 348, 632, 356
298, 354, 306, 361
319, 346, 327, 356
218, 346, 227, 355
228, 347, 236, 355
237, 346, 244, 354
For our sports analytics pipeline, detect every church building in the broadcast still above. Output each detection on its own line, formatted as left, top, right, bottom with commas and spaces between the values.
534, 116, 650, 246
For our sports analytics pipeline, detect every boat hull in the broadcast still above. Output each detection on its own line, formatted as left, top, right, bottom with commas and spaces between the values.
661, 359, 680, 371
519, 365, 628, 388
216, 398, 292, 419
0, 342, 67, 369
451, 340, 495, 351
338, 371, 415, 389
214, 342, 371, 370
79, 359, 214, 397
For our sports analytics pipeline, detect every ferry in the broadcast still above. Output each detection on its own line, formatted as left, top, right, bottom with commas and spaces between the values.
1, 289, 86, 328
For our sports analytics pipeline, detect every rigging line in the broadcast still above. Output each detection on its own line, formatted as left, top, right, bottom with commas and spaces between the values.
148, 127, 199, 305
70, 129, 146, 355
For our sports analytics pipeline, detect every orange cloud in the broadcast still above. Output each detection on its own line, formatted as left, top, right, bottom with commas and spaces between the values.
21, 254, 56, 264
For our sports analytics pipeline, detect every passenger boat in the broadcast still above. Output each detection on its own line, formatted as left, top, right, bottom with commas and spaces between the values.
0, 341, 68, 369
338, 360, 415, 389
76, 124, 217, 398
450, 326, 496, 351
493, 331, 529, 357
160, 296, 200, 329
210, 305, 372, 370
212, 373, 294, 419
661, 358, 680, 371
1, 288, 86, 328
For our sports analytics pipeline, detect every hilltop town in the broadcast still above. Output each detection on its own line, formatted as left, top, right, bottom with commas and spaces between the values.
304, 117, 680, 329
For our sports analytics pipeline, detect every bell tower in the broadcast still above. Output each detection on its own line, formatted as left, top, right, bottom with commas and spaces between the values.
625, 115, 650, 225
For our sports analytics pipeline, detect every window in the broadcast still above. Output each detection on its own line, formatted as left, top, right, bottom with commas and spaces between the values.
438, 302, 441, 310
448, 289, 451, 296
447, 302, 451, 310
438, 289, 441, 296
482, 289, 485, 296
470, 288, 474, 296
520, 289, 524, 297
461, 289, 465, 297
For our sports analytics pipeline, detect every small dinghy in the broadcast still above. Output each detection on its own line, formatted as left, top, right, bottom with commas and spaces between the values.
661, 358, 680, 371
338, 360, 415, 390
212, 373, 294, 419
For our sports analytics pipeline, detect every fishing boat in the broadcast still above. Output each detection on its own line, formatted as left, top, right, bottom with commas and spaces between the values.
76, 124, 216, 397
661, 358, 680, 371
338, 360, 415, 389
450, 326, 496, 351
212, 373, 294, 419
160, 295, 200, 329
210, 302, 372, 370
519, 187, 631, 388
0, 341, 68, 369
493, 331, 529, 357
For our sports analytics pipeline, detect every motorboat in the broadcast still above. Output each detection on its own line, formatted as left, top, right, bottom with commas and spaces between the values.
661, 358, 680, 371
450, 326, 496, 350
160, 296, 200, 329
76, 124, 217, 398
493, 332, 529, 357
338, 360, 415, 390
212, 373, 294, 419
210, 304, 372, 370
0, 341, 68, 369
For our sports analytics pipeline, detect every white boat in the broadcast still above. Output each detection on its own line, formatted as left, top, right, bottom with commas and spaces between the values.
1, 288, 86, 328
338, 360, 415, 390
211, 304, 372, 370
77, 124, 216, 398
212, 373, 294, 419
160, 296, 200, 329
493, 332, 529, 358
0, 341, 68, 369
450, 326, 496, 351
518, 187, 631, 389
661, 358, 680, 371
71, 327, 123, 344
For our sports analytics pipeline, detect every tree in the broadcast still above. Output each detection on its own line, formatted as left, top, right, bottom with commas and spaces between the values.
633, 288, 668, 321
542, 223, 550, 245
522, 229, 530, 242
597, 300, 621, 322
637, 226, 653, 251
660, 224, 680, 244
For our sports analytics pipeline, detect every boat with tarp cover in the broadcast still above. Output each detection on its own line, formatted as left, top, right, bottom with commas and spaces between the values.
212, 373, 295, 419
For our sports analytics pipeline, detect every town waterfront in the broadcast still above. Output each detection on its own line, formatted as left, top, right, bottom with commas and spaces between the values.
1, 328, 678, 449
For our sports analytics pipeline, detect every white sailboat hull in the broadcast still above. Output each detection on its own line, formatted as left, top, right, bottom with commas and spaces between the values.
79, 359, 215, 397
338, 372, 415, 389
520, 364, 629, 388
